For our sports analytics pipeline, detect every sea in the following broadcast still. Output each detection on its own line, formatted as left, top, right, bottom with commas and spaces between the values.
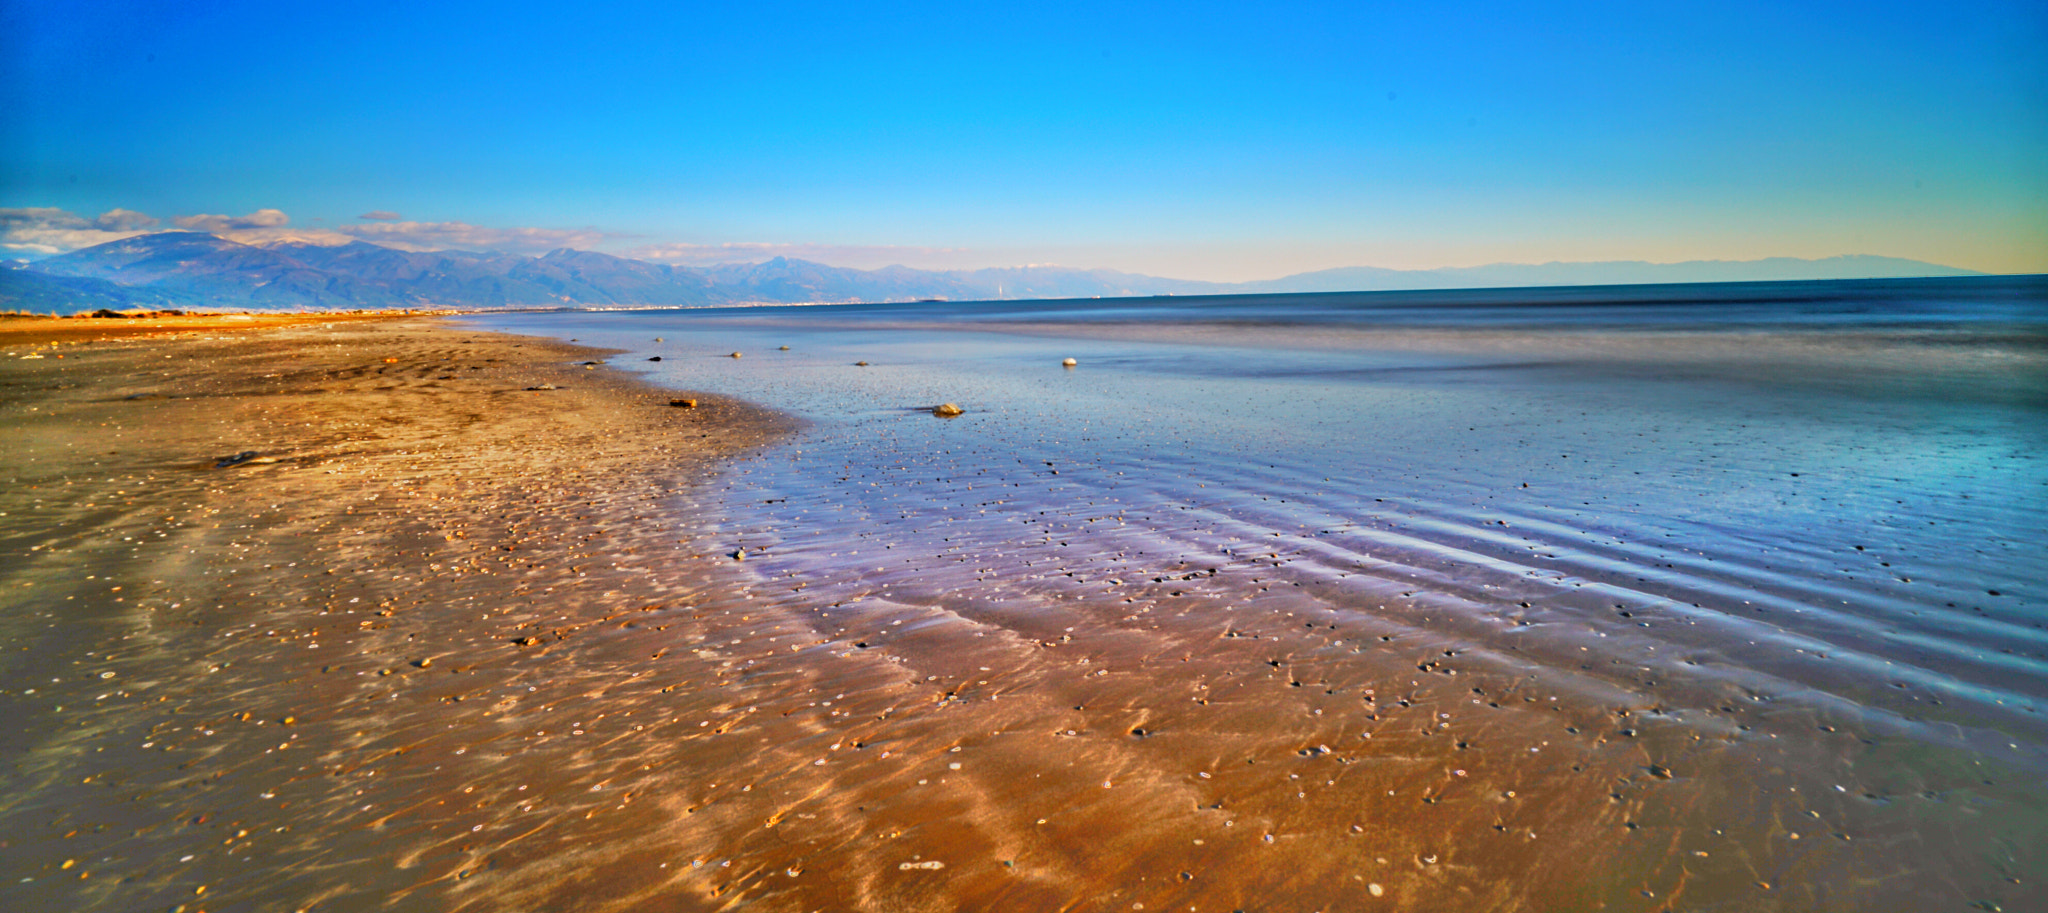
468, 274, 2048, 907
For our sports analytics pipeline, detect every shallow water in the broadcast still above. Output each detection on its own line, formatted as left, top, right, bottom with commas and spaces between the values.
470, 276, 2048, 909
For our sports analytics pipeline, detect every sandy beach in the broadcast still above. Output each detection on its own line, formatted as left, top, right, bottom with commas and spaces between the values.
0, 317, 796, 910
3, 311, 2042, 912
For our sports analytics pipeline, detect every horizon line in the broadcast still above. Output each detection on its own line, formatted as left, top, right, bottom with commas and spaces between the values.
7, 229, 1998, 285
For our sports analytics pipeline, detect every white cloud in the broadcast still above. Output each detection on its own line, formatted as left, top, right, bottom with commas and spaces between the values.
335, 220, 614, 254
172, 208, 290, 232
93, 208, 159, 231
1, 207, 159, 255
624, 240, 977, 270
158, 208, 360, 248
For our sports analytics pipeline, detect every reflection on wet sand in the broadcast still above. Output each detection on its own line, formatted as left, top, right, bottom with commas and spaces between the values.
3, 299, 2044, 912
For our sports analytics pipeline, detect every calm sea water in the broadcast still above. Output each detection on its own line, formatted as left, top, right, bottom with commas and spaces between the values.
474, 275, 2048, 758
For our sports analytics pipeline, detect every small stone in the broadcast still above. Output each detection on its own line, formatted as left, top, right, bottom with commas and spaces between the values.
413, 658, 432, 669
1368, 883, 1384, 897
779, 345, 790, 350
670, 399, 697, 408
1062, 357, 1077, 366
854, 361, 869, 367
648, 356, 662, 362
214, 451, 258, 468
1648, 765, 1674, 779
526, 384, 558, 391
729, 352, 742, 358
733, 549, 746, 561
932, 403, 964, 417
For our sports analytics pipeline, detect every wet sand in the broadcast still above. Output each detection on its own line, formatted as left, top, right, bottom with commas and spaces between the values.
2, 315, 2042, 912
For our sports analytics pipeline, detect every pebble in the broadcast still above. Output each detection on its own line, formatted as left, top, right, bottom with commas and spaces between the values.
1063, 357, 1077, 366
933, 403, 964, 417
729, 352, 743, 359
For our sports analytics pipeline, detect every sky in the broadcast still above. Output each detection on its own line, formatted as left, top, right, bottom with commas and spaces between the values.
2, 0, 2043, 281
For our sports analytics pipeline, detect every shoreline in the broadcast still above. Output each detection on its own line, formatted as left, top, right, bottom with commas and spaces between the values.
4, 315, 2043, 912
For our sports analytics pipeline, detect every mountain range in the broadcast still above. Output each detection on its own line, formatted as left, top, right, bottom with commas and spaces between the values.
0, 231, 1984, 314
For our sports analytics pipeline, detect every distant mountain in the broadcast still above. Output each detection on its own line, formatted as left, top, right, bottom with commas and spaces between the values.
0, 231, 1987, 314
704, 257, 983, 304
0, 268, 192, 312
1237, 255, 1983, 293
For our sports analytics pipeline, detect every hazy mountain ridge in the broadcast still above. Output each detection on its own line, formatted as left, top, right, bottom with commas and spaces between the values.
1238, 255, 1984, 293
1, 232, 1985, 314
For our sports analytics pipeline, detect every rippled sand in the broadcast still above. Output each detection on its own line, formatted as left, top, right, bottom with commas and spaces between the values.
3, 307, 2043, 912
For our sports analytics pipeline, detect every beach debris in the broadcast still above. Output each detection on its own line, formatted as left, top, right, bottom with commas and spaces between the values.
214, 450, 259, 468
1063, 357, 1078, 366
729, 351, 743, 358
670, 398, 698, 408
526, 383, 558, 391
932, 403, 964, 417
648, 356, 662, 361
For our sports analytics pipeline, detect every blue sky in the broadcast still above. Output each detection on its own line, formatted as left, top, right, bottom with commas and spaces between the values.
3, 1, 2042, 280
